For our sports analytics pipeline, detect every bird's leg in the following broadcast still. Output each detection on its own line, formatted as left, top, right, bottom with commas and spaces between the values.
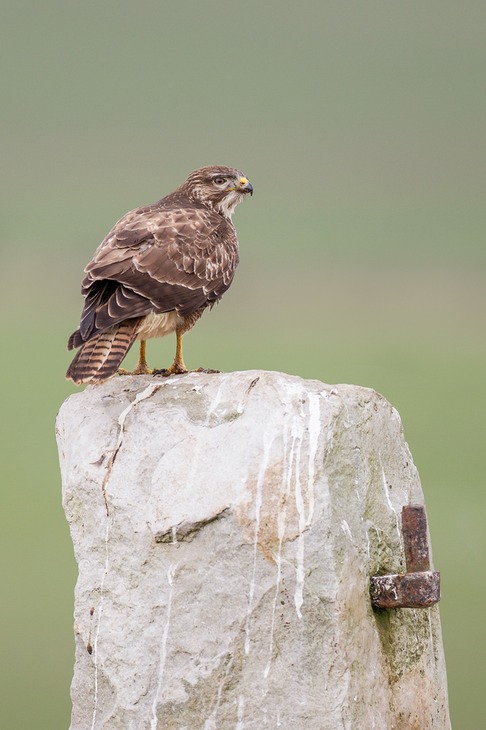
133, 340, 153, 374
152, 316, 220, 378
168, 330, 189, 374
172, 329, 188, 373
118, 340, 153, 376
152, 330, 188, 376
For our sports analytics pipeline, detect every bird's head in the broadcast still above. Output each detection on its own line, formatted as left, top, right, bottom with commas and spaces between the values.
179, 165, 253, 219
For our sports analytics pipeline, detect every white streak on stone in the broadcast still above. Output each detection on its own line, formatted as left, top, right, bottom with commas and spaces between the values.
264, 406, 292, 682
355, 470, 362, 503
264, 500, 286, 681
244, 427, 275, 655
150, 564, 176, 730
306, 392, 321, 526
203, 655, 234, 729
236, 694, 245, 729
205, 381, 226, 423
381, 463, 402, 546
427, 609, 435, 662
365, 529, 371, 557
292, 408, 306, 620
341, 519, 353, 541
279, 378, 311, 620
90, 518, 110, 730
264, 542, 282, 682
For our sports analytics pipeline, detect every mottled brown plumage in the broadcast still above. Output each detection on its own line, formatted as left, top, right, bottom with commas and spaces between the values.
66, 165, 253, 384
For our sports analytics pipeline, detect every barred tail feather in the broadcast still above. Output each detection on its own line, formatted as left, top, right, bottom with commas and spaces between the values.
67, 328, 83, 350
66, 320, 140, 384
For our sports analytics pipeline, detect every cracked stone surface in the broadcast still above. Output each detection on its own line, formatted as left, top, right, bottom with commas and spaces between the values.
56, 370, 451, 729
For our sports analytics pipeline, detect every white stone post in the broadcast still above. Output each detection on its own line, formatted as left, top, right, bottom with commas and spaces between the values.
56, 370, 451, 729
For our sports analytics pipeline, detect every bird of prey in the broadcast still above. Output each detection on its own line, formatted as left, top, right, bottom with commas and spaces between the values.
66, 165, 253, 385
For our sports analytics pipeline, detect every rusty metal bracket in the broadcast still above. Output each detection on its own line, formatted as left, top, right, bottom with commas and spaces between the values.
370, 504, 441, 609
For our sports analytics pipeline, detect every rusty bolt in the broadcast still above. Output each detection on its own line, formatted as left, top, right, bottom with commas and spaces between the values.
370, 504, 441, 609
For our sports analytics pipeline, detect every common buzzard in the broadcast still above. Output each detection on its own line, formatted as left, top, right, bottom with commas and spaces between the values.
66, 165, 253, 385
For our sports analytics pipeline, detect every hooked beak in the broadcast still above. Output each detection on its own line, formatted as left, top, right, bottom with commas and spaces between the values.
238, 176, 253, 196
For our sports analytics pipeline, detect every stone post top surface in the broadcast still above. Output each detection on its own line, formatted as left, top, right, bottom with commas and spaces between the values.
57, 368, 394, 421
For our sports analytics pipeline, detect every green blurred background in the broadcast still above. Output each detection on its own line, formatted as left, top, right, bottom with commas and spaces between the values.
1, 2, 484, 727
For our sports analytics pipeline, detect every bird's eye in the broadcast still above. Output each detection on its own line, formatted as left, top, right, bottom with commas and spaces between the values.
213, 177, 227, 186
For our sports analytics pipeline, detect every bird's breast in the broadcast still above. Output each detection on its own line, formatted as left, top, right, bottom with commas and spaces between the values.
136, 311, 184, 340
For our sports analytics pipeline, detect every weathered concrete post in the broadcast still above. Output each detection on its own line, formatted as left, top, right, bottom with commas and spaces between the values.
56, 370, 451, 729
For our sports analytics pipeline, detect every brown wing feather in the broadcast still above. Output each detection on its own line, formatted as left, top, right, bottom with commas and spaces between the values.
75, 195, 239, 342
